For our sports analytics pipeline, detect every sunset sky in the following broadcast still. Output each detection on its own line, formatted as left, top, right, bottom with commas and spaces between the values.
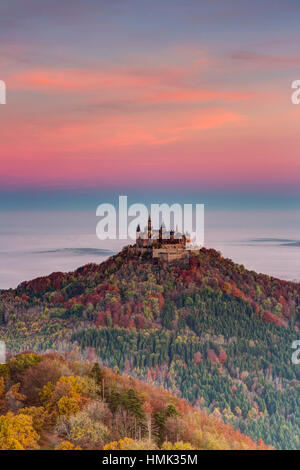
0, 0, 300, 209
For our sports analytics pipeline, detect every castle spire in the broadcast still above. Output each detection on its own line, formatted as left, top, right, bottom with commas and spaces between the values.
136, 224, 141, 240
159, 225, 163, 242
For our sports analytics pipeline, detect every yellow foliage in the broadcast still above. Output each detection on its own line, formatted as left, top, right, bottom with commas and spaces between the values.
161, 441, 195, 450
0, 364, 9, 379
198, 430, 230, 450
68, 411, 108, 444
56, 376, 83, 396
104, 437, 157, 450
41, 376, 84, 418
124, 439, 157, 450
18, 407, 46, 433
8, 353, 42, 374
0, 412, 39, 450
77, 376, 99, 399
57, 396, 81, 416
40, 381, 55, 405
104, 437, 134, 450
55, 440, 82, 450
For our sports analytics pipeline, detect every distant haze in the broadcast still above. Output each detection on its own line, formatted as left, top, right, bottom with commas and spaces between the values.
0, 209, 299, 289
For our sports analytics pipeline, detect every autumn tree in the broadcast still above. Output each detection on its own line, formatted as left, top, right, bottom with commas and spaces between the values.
0, 412, 39, 450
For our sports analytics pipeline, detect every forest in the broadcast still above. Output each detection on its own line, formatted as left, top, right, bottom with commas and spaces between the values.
0, 352, 270, 450
0, 247, 299, 449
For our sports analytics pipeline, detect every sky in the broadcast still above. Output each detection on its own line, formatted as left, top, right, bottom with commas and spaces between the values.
0, 0, 300, 210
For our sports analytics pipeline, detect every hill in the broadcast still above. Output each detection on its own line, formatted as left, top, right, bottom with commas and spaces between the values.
0, 246, 299, 448
0, 351, 269, 450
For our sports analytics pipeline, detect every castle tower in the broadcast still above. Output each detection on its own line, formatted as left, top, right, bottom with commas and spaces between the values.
148, 214, 152, 239
159, 225, 163, 242
170, 229, 175, 241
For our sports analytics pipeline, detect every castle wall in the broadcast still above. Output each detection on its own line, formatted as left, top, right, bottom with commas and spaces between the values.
152, 247, 188, 261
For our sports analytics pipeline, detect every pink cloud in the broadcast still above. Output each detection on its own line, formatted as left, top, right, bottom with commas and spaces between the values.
7, 64, 257, 118
9, 68, 161, 91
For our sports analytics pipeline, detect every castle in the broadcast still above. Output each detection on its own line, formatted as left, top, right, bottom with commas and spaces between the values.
133, 215, 199, 262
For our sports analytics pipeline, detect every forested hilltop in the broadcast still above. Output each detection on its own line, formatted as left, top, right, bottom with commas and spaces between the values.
0, 247, 299, 449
